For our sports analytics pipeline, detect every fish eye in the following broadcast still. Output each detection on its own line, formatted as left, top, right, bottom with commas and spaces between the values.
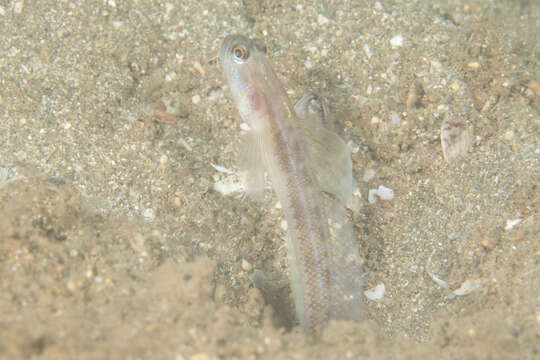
231, 44, 249, 63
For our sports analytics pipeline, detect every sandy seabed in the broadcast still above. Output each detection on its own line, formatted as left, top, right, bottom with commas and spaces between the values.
1, 1, 538, 359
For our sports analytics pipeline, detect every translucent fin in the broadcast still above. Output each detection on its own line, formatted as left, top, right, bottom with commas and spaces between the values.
321, 192, 364, 321
293, 93, 330, 129
294, 93, 353, 205
284, 231, 307, 327
237, 131, 265, 201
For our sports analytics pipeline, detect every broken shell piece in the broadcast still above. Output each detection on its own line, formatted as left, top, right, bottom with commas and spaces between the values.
427, 249, 450, 289
441, 116, 472, 160
427, 268, 450, 290
365, 283, 386, 301
505, 218, 522, 231
213, 173, 246, 196
368, 185, 394, 204
211, 163, 234, 175
449, 279, 481, 299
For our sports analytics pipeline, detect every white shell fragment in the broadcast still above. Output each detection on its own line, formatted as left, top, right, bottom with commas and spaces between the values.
142, 208, 155, 220
239, 122, 251, 132
427, 268, 450, 290
449, 279, 481, 299
390, 34, 403, 48
428, 251, 481, 299
441, 116, 473, 160
364, 283, 386, 301
505, 218, 522, 231
368, 185, 394, 204
213, 173, 246, 196
427, 249, 450, 289
211, 163, 234, 175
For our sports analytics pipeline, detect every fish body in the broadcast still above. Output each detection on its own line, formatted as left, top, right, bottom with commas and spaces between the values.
220, 34, 363, 336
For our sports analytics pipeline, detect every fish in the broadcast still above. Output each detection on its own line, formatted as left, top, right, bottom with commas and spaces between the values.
220, 34, 364, 336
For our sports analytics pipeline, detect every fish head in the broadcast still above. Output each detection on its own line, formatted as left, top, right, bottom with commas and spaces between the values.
220, 35, 273, 129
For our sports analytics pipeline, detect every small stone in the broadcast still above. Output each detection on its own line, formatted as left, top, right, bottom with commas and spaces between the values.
430, 60, 442, 72
317, 14, 329, 25
526, 81, 540, 99
450, 81, 461, 91
390, 112, 401, 126
13, 0, 24, 15
363, 169, 376, 182
480, 236, 495, 250
467, 62, 481, 70
192, 94, 201, 104
241, 259, 252, 271
503, 130, 514, 141
143, 208, 154, 220
363, 44, 372, 58
159, 154, 168, 166
371, 116, 381, 124
390, 34, 403, 48
406, 86, 418, 109
173, 194, 182, 208
193, 61, 205, 75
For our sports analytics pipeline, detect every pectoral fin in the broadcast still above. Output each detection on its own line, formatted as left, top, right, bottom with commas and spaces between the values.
237, 131, 265, 201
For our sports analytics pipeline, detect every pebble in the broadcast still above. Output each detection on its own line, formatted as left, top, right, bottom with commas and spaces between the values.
241, 259, 252, 272
13, 0, 24, 15
390, 112, 401, 126
362, 169, 376, 182
143, 208, 154, 220
363, 44, 372, 58
159, 154, 168, 166
390, 34, 403, 48
503, 130, 514, 141
193, 61, 205, 75
467, 62, 481, 70
317, 14, 329, 25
